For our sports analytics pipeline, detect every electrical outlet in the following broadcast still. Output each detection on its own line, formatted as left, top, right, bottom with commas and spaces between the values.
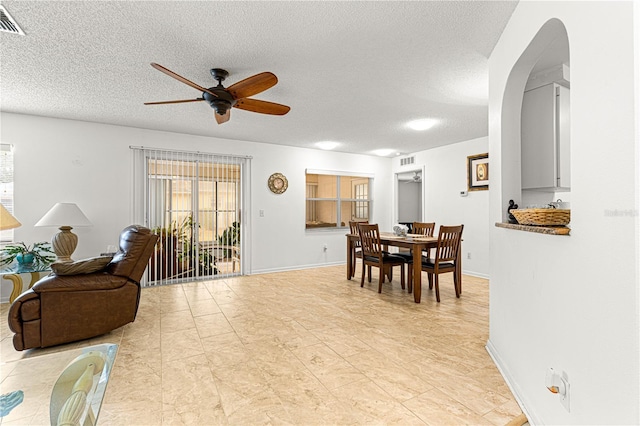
467, 252, 471, 259
259, 209, 264, 217
546, 368, 570, 412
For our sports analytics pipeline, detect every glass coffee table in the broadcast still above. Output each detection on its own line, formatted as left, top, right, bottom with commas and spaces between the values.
0, 343, 118, 425
0, 263, 51, 303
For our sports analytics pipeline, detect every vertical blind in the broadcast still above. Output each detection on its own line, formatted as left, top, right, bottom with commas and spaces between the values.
131, 147, 249, 286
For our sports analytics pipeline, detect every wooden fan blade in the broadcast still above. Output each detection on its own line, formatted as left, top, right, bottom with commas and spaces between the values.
215, 110, 230, 124
227, 72, 278, 99
150, 63, 217, 97
144, 98, 204, 105
234, 98, 290, 115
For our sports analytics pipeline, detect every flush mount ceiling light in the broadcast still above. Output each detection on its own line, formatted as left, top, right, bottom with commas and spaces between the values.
407, 118, 438, 131
373, 149, 395, 157
316, 141, 340, 150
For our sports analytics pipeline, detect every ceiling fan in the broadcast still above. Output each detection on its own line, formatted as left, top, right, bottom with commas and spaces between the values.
403, 171, 422, 184
144, 63, 290, 124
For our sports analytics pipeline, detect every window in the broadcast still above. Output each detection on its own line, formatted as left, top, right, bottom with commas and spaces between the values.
1, 144, 15, 242
305, 170, 371, 229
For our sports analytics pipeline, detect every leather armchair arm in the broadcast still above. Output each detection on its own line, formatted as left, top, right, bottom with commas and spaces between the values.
32, 273, 131, 293
8, 290, 39, 330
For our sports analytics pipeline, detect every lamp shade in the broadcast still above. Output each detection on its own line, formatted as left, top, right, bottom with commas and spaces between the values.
0, 204, 21, 230
35, 203, 91, 262
35, 203, 92, 227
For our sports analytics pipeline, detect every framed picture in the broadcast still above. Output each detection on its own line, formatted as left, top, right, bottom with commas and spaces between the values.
467, 153, 489, 191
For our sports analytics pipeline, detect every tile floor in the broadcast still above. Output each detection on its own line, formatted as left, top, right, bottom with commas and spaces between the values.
1, 264, 524, 425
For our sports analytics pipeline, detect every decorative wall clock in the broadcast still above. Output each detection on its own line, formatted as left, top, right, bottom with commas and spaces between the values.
268, 173, 288, 194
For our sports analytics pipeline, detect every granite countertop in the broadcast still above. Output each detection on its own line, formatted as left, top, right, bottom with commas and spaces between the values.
495, 222, 571, 235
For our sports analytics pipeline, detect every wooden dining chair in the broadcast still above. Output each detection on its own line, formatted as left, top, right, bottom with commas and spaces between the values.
412, 222, 436, 236
412, 221, 436, 258
397, 222, 436, 291
420, 224, 464, 302
358, 223, 405, 293
349, 220, 368, 278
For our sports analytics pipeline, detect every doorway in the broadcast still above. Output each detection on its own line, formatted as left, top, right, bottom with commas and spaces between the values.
396, 169, 423, 229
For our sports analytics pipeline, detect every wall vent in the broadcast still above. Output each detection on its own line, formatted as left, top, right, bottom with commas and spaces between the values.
400, 156, 415, 166
0, 6, 25, 35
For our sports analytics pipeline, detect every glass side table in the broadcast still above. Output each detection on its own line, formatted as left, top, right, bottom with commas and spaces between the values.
0, 263, 52, 303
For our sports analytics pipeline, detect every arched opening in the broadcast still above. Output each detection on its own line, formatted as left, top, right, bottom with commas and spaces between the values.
499, 19, 570, 220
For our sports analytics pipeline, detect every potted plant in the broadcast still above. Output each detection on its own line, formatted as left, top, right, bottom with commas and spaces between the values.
218, 221, 240, 259
0, 242, 56, 268
150, 213, 219, 279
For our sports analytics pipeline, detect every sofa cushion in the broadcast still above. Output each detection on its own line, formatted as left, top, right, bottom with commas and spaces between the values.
51, 255, 113, 275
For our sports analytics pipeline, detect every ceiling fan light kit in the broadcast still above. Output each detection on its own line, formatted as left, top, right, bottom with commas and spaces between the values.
145, 63, 290, 124
204, 68, 234, 117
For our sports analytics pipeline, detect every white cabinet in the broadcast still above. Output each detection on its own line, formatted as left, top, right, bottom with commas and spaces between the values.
521, 83, 570, 190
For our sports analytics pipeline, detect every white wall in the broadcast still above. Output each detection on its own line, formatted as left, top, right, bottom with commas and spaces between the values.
392, 136, 489, 278
1, 112, 392, 282
488, 2, 639, 424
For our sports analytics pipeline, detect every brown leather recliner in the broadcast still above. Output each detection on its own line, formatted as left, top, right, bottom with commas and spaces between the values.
8, 225, 158, 351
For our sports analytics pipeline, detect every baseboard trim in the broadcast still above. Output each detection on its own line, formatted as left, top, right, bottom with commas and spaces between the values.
252, 262, 491, 280
250, 261, 344, 275
486, 339, 536, 425
462, 269, 489, 279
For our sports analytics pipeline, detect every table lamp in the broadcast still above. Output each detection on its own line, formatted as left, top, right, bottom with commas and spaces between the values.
35, 203, 92, 262
0, 204, 21, 230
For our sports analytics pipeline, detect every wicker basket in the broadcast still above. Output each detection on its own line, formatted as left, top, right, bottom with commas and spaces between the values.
511, 208, 571, 226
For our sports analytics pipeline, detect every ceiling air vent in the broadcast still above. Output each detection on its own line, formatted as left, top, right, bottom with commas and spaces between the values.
400, 156, 415, 166
0, 6, 25, 35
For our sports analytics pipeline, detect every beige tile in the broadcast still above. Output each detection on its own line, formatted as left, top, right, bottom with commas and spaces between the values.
211, 359, 271, 400
292, 342, 368, 389
104, 352, 162, 404
187, 297, 222, 317
245, 339, 311, 383
467, 364, 517, 400
403, 388, 495, 425
345, 348, 434, 402
222, 388, 290, 424
483, 399, 525, 425
0, 266, 522, 425
120, 325, 161, 352
193, 312, 234, 339
0, 338, 27, 364
160, 309, 197, 334
437, 375, 511, 416
161, 328, 204, 364
311, 326, 373, 358
99, 399, 163, 425
182, 285, 214, 303
158, 286, 190, 314
209, 289, 241, 305
161, 354, 226, 425
331, 378, 426, 424
112, 347, 163, 384
269, 371, 360, 425
0, 378, 53, 422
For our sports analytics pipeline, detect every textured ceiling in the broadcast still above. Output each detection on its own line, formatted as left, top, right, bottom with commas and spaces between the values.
0, 1, 519, 156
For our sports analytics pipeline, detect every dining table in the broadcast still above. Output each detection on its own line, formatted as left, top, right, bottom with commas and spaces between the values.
346, 232, 462, 303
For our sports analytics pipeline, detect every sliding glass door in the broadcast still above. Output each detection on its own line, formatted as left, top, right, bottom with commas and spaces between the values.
132, 148, 248, 286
